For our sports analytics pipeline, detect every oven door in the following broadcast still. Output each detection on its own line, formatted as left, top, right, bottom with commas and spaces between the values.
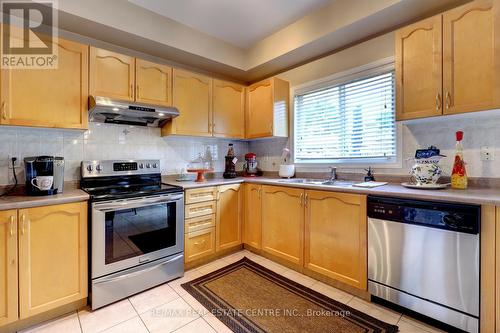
91, 193, 184, 279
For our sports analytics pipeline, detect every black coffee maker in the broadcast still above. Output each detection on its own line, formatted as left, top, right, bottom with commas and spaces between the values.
25, 156, 59, 196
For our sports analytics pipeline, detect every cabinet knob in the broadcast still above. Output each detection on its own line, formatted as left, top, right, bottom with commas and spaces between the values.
130, 84, 134, 98
445, 91, 451, 109
436, 93, 441, 111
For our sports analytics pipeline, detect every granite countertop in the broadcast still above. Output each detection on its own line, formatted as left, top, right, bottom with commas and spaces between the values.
0, 182, 89, 210
163, 176, 500, 206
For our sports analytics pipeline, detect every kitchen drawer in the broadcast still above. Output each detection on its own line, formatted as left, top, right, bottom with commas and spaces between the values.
185, 214, 215, 234
185, 201, 216, 219
185, 227, 215, 263
185, 187, 218, 204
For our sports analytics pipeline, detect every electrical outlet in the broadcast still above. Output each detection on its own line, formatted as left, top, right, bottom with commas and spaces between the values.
7, 155, 19, 169
480, 146, 495, 161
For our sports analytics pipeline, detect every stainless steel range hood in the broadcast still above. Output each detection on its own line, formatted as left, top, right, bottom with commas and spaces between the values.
89, 96, 179, 127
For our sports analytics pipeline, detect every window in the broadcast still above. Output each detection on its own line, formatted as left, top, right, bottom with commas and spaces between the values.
294, 63, 397, 165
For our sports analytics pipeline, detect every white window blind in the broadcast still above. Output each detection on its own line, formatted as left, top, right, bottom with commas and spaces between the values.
294, 70, 396, 163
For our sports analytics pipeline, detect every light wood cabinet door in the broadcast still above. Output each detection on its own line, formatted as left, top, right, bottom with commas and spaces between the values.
216, 184, 242, 252
395, 16, 443, 120
243, 184, 262, 249
443, 0, 500, 114
246, 77, 289, 138
247, 79, 273, 138
0, 210, 18, 326
304, 191, 367, 290
18, 202, 87, 319
212, 79, 245, 138
0, 37, 88, 129
164, 69, 212, 136
261, 186, 304, 266
185, 228, 216, 263
135, 59, 172, 106
89, 47, 135, 101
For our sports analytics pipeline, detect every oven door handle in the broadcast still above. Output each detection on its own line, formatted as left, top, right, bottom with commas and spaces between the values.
93, 194, 184, 211
93, 254, 184, 285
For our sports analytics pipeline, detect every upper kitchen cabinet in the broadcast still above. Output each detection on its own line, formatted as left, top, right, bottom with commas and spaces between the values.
396, 0, 500, 120
246, 77, 289, 139
135, 59, 172, 106
442, 0, 500, 114
162, 68, 212, 137
0, 35, 89, 129
212, 79, 245, 138
395, 16, 443, 120
89, 47, 135, 101
0, 210, 18, 326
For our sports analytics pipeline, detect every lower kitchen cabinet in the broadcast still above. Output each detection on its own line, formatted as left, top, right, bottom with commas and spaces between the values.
18, 202, 88, 318
0, 210, 18, 326
185, 227, 216, 263
243, 184, 262, 249
261, 185, 304, 266
0, 202, 87, 329
304, 190, 367, 290
184, 184, 243, 264
216, 184, 242, 251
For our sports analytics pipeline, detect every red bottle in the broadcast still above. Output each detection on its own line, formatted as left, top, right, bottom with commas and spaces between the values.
451, 131, 467, 189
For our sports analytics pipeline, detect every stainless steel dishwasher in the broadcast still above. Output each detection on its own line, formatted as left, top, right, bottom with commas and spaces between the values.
367, 196, 480, 333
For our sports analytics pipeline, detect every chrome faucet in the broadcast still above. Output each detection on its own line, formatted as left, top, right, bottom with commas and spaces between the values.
329, 166, 337, 181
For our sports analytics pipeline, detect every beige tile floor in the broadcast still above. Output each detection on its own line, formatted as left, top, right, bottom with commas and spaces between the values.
20, 250, 446, 333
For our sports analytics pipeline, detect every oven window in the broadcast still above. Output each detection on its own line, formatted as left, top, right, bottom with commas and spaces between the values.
105, 203, 176, 264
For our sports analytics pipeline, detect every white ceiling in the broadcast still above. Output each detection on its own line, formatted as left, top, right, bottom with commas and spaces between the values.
128, 0, 332, 49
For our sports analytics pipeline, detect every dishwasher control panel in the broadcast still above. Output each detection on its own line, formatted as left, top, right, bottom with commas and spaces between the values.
368, 196, 480, 234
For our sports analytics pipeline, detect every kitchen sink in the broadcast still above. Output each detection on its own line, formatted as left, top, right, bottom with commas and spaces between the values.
278, 178, 356, 187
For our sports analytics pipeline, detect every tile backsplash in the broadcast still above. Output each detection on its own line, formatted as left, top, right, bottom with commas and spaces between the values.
2, 110, 500, 186
0, 123, 248, 185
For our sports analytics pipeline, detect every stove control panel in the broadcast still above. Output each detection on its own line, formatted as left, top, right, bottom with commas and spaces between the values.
81, 159, 160, 178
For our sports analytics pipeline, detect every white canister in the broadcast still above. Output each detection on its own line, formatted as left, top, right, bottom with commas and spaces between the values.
279, 164, 295, 178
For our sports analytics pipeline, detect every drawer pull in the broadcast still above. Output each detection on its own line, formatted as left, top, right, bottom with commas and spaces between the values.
1, 102, 7, 120
190, 192, 213, 198
189, 219, 212, 227
191, 206, 212, 212
9, 216, 14, 236
435, 93, 441, 111
194, 239, 206, 246
445, 91, 451, 109
21, 214, 27, 235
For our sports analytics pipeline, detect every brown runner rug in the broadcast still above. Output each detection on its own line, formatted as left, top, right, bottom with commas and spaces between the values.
182, 257, 398, 333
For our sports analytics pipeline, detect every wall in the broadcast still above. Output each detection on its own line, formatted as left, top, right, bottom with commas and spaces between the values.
0, 124, 248, 185
250, 32, 500, 179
